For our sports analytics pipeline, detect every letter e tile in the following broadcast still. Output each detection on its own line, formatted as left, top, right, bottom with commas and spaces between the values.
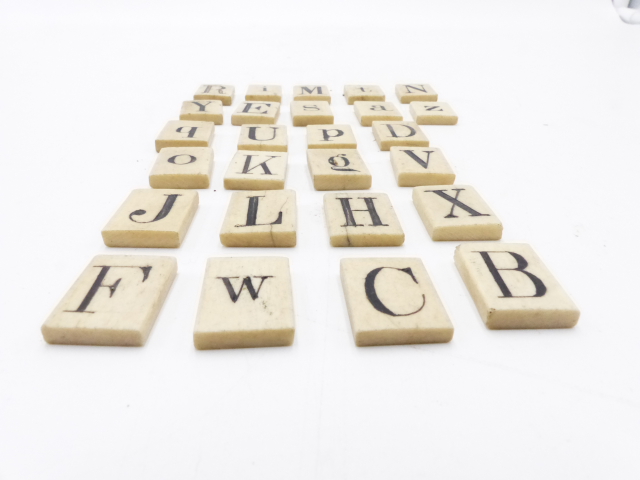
194, 257, 295, 349
149, 147, 213, 189
224, 151, 288, 190
232, 102, 280, 126
307, 149, 371, 191
454, 243, 580, 329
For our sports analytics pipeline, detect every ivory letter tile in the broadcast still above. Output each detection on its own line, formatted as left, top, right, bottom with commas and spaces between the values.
354, 101, 403, 126
307, 149, 371, 191
410, 101, 458, 125
323, 192, 404, 247
344, 85, 385, 105
102, 189, 199, 248
194, 257, 295, 349
238, 124, 287, 152
340, 257, 453, 346
307, 124, 357, 149
224, 151, 288, 190
372, 121, 429, 151
455, 243, 580, 329
194, 84, 234, 105
396, 84, 438, 103
220, 190, 296, 247
232, 102, 280, 125
149, 147, 213, 189
246, 85, 282, 102
155, 120, 214, 152
412, 185, 502, 241
291, 101, 333, 126
293, 85, 331, 103
41, 255, 177, 346
179, 100, 224, 124
390, 146, 455, 187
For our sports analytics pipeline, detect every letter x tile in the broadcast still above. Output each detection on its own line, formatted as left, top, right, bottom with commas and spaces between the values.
238, 124, 288, 152
102, 189, 199, 248
194, 84, 234, 105
413, 185, 502, 241
155, 120, 215, 152
372, 121, 429, 151
323, 192, 404, 247
220, 190, 297, 247
224, 151, 288, 190
149, 147, 213, 189
41, 255, 177, 346
354, 101, 403, 126
180, 100, 224, 124
307, 149, 371, 191
340, 257, 453, 346
232, 102, 280, 126
455, 243, 580, 329
194, 257, 295, 349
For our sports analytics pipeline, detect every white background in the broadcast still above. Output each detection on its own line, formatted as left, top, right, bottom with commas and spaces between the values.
1, 1, 639, 478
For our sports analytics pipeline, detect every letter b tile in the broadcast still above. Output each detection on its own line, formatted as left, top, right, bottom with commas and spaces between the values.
455, 243, 580, 329
340, 257, 453, 346
194, 257, 295, 349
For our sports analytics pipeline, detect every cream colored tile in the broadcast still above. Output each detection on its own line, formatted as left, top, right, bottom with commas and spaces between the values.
412, 185, 502, 241
220, 190, 296, 247
344, 85, 385, 105
246, 85, 282, 102
307, 124, 357, 149
231, 102, 280, 125
410, 101, 458, 125
323, 192, 404, 247
307, 149, 371, 191
354, 101, 403, 126
194, 84, 234, 105
390, 146, 455, 187
155, 120, 214, 152
224, 151, 288, 190
102, 189, 199, 248
194, 257, 295, 349
291, 101, 333, 126
293, 85, 331, 103
179, 100, 223, 124
372, 121, 429, 151
238, 124, 287, 152
340, 257, 453, 346
455, 243, 580, 329
149, 147, 213, 189
396, 83, 438, 103
41, 255, 176, 346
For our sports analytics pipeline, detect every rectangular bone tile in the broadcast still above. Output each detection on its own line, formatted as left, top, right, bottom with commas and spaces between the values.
390, 146, 455, 187
410, 101, 458, 125
412, 185, 502, 241
372, 121, 429, 151
354, 101, 403, 126
232, 102, 280, 125
224, 150, 288, 190
246, 85, 282, 102
395, 84, 438, 103
238, 124, 287, 152
102, 189, 199, 248
220, 190, 297, 247
194, 256, 295, 349
307, 124, 357, 149
344, 85, 385, 105
291, 101, 334, 126
149, 147, 213, 189
179, 100, 224, 124
323, 192, 404, 247
307, 149, 371, 191
455, 243, 580, 329
340, 257, 453, 346
155, 120, 215, 152
41, 255, 177, 346
293, 85, 331, 103
194, 84, 234, 105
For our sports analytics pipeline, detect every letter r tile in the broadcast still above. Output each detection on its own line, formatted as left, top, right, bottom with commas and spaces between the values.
340, 257, 453, 346
194, 84, 234, 105
194, 257, 295, 349
455, 243, 580, 329
41, 255, 177, 346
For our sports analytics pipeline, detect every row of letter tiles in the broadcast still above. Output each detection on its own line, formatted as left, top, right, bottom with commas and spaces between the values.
193, 84, 439, 105
100, 187, 502, 248
41, 248, 580, 347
